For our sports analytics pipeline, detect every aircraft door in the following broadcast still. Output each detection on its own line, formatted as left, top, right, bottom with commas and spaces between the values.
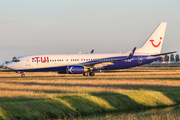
138, 56, 143, 64
26, 58, 31, 66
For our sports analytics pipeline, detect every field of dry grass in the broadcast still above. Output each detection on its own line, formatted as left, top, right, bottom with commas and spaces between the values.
0, 67, 180, 119
1, 67, 180, 99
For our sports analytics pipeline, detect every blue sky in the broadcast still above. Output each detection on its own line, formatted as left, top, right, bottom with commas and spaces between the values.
0, 0, 180, 62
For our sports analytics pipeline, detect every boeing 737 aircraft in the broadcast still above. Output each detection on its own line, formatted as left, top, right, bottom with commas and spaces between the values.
6, 22, 176, 77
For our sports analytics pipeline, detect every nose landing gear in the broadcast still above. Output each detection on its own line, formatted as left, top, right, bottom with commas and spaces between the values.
16, 71, 25, 77
21, 74, 25, 77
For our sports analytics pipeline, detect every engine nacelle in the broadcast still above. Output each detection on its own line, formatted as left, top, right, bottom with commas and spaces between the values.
66, 66, 88, 74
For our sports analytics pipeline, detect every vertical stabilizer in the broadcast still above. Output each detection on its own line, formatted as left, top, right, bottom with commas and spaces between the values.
136, 22, 167, 54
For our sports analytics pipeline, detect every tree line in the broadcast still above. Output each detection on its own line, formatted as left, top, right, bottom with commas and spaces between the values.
159, 54, 179, 63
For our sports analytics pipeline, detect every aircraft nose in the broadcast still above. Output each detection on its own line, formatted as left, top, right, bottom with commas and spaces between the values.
6, 62, 13, 70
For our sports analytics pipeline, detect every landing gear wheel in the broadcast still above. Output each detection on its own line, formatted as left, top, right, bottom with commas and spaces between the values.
21, 74, 25, 77
83, 72, 88, 76
89, 72, 95, 76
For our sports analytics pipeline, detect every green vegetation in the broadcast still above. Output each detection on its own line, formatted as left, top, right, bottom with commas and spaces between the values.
76, 106, 180, 120
0, 67, 180, 119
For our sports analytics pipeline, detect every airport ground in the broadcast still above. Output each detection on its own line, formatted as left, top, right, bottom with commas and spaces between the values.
0, 67, 180, 119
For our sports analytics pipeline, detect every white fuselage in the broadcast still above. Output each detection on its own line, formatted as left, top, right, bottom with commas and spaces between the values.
7, 53, 129, 71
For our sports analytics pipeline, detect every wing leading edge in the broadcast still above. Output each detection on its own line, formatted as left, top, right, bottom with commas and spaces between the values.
82, 47, 136, 68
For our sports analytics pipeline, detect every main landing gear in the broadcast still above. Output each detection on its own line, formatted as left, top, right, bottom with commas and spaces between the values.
83, 71, 95, 76
83, 72, 88, 76
89, 71, 95, 76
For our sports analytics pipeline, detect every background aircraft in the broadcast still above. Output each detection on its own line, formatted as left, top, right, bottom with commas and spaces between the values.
0, 63, 4, 68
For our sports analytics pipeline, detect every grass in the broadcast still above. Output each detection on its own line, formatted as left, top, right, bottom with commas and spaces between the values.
76, 106, 180, 120
0, 67, 180, 119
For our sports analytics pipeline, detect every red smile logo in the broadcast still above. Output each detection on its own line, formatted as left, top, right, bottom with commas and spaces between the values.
150, 37, 162, 48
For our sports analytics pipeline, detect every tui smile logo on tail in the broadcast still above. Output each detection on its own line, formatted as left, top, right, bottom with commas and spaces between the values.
150, 37, 162, 47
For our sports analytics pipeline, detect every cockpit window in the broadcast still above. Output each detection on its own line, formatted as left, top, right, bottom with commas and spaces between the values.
13, 59, 20, 62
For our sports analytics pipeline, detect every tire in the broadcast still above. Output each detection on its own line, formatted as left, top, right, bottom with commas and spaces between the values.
21, 74, 25, 77
83, 72, 88, 76
89, 72, 95, 76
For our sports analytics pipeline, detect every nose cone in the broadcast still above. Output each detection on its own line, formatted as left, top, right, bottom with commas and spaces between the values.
6, 62, 14, 70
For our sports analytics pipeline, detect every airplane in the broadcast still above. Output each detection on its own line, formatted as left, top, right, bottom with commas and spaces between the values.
6, 22, 176, 77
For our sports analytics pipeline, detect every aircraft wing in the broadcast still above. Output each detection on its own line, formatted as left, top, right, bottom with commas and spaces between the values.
82, 47, 136, 68
150, 51, 177, 56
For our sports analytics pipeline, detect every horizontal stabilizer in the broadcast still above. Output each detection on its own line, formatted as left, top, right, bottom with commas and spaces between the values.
151, 51, 177, 56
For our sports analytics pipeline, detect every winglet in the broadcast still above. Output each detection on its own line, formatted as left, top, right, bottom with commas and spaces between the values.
127, 47, 136, 59
91, 49, 94, 54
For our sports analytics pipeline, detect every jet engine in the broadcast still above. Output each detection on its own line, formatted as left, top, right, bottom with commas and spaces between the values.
66, 66, 88, 74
